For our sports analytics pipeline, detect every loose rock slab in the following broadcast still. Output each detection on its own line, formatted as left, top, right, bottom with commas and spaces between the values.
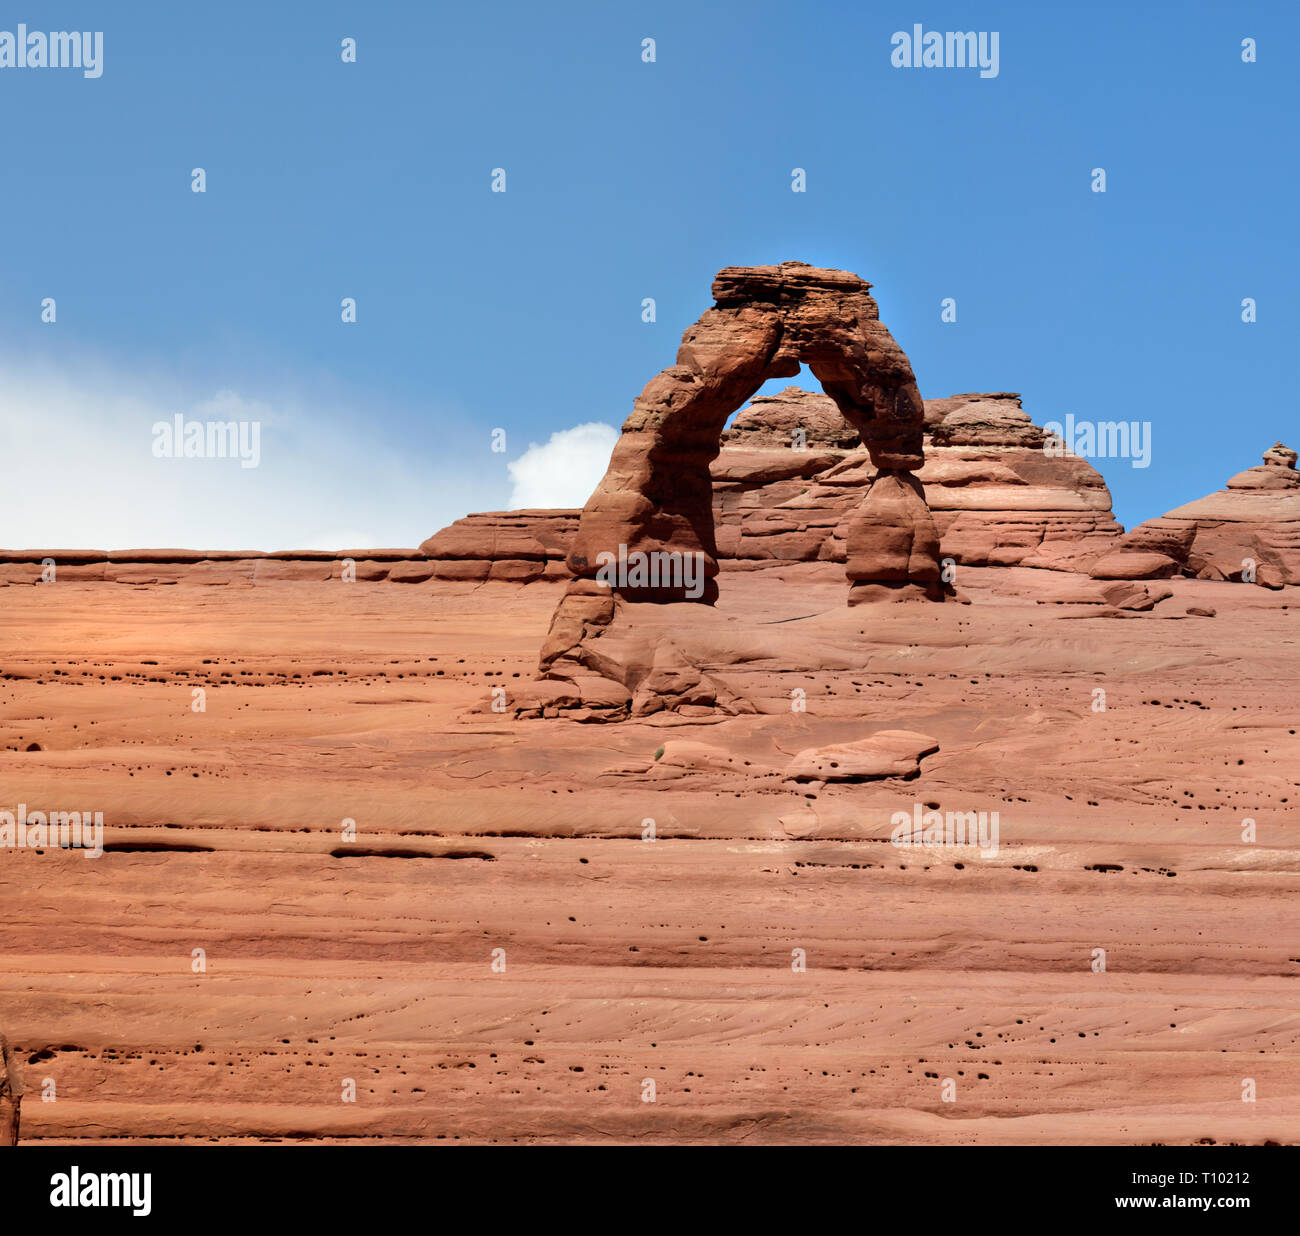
786, 729, 940, 782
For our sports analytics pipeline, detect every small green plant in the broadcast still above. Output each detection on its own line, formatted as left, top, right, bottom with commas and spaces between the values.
653, 746, 665, 761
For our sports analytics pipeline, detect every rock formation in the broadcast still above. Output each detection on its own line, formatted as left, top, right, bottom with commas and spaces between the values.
1114, 443, 1300, 587
417, 512, 576, 583
539, 262, 947, 680
422, 391, 1122, 580
785, 730, 940, 783
0, 548, 437, 585
561, 262, 939, 604
715, 389, 1120, 569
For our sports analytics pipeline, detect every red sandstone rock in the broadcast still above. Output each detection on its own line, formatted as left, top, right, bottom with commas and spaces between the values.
2, 561, 1300, 1145
723, 386, 863, 449
923, 395, 1120, 569
1097, 581, 1174, 611
387, 562, 436, 583
432, 559, 491, 582
1088, 551, 1181, 581
563, 263, 937, 605
419, 511, 574, 562
419, 391, 1123, 579
1122, 442, 1300, 586
538, 263, 949, 692
785, 729, 940, 782
716, 391, 1120, 572
538, 580, 617, 676
845, 471, 944, 603
650, 740, 767, 776
252, 560, 334, 582
0, 550, 436, 587
0, 1039, 19, 1146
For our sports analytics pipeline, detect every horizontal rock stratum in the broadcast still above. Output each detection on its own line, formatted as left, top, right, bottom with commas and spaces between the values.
0, 549, 436, 586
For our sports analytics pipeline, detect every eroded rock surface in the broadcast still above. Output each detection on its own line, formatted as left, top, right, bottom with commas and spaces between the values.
785, 730, 940, 782
559, 262, 941, 609
537, 262, 950, 690
1119, 443, 1300, 586
2, 566, 1297, 1146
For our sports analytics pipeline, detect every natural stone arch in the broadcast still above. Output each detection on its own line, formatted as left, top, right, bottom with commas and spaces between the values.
541, 261, 944, 674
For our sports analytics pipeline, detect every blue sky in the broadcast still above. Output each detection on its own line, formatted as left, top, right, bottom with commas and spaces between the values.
2, 0, 1294, 548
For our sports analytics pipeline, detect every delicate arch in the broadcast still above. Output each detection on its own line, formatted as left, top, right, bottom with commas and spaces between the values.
541, 262, 943, 673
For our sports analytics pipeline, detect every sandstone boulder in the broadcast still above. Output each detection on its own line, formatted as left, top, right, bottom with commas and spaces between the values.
786, 730, 940, 782
1088, 551, 1181, 581
1097, 581, 1174, 611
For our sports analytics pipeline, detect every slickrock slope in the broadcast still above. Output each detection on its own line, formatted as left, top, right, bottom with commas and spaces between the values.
1, 564, 1297, 1145
1113, 443, 1300, 587
421, 390, 1123, 574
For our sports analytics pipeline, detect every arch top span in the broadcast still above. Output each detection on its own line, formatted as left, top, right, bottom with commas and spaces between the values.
707, 261, 925, 471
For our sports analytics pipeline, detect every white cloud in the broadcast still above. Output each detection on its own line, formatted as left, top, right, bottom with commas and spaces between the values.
0, 355, 500, 551
507, 422, 618, 510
